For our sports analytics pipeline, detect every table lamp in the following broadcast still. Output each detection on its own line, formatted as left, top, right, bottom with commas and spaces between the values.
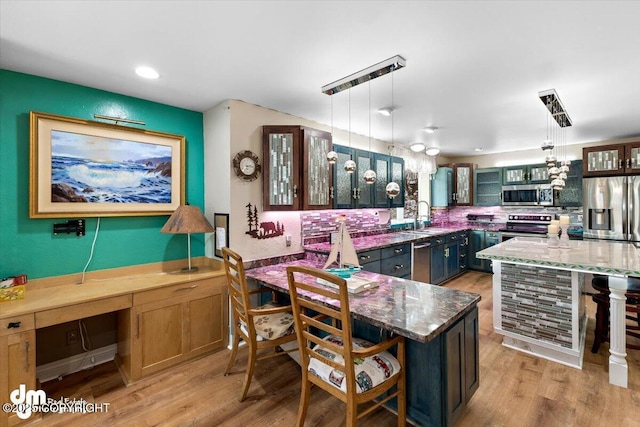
161, 205, 214, 272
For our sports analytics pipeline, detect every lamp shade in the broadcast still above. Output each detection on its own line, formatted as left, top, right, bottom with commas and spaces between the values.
161, 205, 214, 234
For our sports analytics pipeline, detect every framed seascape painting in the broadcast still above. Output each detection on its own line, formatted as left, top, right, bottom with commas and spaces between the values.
29, 111, 185, 218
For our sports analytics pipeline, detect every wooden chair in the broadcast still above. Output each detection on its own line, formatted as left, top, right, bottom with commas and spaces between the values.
222, 247, 298, 401
286, 265, 406, 427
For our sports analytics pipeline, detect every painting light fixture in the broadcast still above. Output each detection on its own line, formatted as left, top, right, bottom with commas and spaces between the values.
161, 205, 214, 272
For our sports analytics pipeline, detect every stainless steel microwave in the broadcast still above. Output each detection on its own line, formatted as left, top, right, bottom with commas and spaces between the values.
501, 184, 554, 206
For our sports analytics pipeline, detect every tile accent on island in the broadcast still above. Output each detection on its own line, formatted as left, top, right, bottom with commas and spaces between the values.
501, 263, 579, 348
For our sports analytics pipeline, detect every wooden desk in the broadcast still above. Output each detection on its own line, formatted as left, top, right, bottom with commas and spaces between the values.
0, 259, 228, 427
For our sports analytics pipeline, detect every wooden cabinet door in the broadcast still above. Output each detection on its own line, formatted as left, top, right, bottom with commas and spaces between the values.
302, 127, 333, 210
263, 126, 302, 211
1, 330, 36, 427
453, 164, 473, 206
625, 141, 640, 173
430, 240, 446, 285
464, 307, 480, 403
445, 320, 465, 426
186, 285, 226, 356
133, 299, 184, 379
583, 144, 626, 176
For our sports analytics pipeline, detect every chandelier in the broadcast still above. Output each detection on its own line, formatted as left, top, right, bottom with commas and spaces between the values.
539, 89, 572, 190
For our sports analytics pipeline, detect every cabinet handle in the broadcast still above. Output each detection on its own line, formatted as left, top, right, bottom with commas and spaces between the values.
627, 158, 632, 169
174, 285, 198, 292
394, 248, 403, 254
394, 264, 404, 270
465, 237, 469, 245
352, 188, 358, 200
445, 248, 449, 258
619, 159, 623, 169
452, 192, 457, 201
357, 188, 361, 199
25, 340, 30, 372
7, 321, 21, 329
293, 185, 298, 198
136, 314, 140, 339
359, 255, 371, 261
330, 186, 334, 199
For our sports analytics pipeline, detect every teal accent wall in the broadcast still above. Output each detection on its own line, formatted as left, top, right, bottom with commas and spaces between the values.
0, 70, 205, 279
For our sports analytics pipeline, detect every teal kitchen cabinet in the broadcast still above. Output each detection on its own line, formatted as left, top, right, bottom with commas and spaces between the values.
357, 244, 410, 278
473, 167, 503, 206
333, 145, 375, 209
333, 145, 404, 209
555, 159, 583, 207
430, 233, 463, 285
469, 230, 500, 273
431, 167, 454, 207
352, 306, 479, 427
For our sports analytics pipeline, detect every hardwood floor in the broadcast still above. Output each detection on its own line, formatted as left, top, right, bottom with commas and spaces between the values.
34, 271, 640, 426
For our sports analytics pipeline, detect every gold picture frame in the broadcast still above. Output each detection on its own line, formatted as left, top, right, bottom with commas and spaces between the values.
29, 111, 185, 218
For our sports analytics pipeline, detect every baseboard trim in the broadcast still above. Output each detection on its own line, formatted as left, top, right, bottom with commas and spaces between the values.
36, 344, 118, 383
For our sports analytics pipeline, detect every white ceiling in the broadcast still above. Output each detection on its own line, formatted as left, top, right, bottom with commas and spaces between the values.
2, 1, 640, 157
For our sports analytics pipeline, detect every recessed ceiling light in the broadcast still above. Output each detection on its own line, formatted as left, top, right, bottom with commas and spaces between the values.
410, 143, 426, 152
423, 126, 438, 134
475, 147, 484, 152
135, 66, 159, 79
377, 107, 396, 116
426, 147, 440, 156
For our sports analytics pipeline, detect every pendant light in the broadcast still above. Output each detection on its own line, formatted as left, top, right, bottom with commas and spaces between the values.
326, 95, 338, 164
344, 88, 356, 173
363, 81, 376, 184
386, 71, 400, 198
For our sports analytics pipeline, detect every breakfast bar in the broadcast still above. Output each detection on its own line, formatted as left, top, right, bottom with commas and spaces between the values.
246, 260, 481, 427
477, 237, 640, 388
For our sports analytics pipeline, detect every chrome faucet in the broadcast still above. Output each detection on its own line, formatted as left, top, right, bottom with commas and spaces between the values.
415, 200, 431, 230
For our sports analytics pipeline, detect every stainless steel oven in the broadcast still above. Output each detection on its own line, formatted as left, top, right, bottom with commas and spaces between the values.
500, 214, 553, 242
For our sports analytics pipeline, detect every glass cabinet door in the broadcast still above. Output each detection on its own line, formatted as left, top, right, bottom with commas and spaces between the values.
503, 166, 526, 184
389, 156, 405, 208
528, 164, 549, 183
374, 154, 390, 208
626, 142, 640, 173
355, 150, 374, 208
333, 145, 355, 209
262, 126, 300, 211
453, 163, 473, 206
583, 145, 625, 175
303, 129, 333, 209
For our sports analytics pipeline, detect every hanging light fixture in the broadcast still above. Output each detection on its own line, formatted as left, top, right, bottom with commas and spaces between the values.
363, 81, 376, 184
539, 89, 572, 190
344, 88, 356, 173
386, 72, 401, 199
326, 95, 338, 164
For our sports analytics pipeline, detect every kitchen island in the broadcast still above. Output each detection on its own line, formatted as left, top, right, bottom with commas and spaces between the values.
477, 237, 640, 388
246, 260, 481, 427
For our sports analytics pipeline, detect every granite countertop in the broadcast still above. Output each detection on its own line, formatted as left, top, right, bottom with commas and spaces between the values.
477, 237, 640, 276
245, 260, 481, 343
303, 226, 471, 254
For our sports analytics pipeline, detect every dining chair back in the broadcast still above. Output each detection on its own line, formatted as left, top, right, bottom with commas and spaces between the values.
286, 265, 406, 426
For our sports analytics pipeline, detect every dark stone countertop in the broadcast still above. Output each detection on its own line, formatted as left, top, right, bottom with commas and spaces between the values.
245, 259, 481, 343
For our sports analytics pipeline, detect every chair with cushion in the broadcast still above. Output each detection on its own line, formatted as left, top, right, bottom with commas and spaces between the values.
591, 275, 640, 353
286, 265, 406, 427
222, 247, 298, 401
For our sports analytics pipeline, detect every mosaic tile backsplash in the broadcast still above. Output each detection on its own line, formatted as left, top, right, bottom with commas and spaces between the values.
300, 209, 390, 245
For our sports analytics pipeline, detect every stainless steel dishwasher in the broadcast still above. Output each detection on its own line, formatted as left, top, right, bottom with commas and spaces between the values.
412, 240, 431, 283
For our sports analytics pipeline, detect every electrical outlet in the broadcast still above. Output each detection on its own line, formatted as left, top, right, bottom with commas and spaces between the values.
66, 329, 79, 345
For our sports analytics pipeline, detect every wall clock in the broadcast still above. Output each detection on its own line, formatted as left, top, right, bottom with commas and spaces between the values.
232, 150, 261, 182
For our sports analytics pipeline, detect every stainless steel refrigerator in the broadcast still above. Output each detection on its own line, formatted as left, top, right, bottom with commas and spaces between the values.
583, 176, 640, 244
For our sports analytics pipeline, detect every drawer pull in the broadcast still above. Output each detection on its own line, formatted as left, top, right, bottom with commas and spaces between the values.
25, 340, 30, 372
8, 321, 21, 329
394, 248, 403, 254
359, 255, 371, 261
174, 285, 198, 292
394, 264, 404, 270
